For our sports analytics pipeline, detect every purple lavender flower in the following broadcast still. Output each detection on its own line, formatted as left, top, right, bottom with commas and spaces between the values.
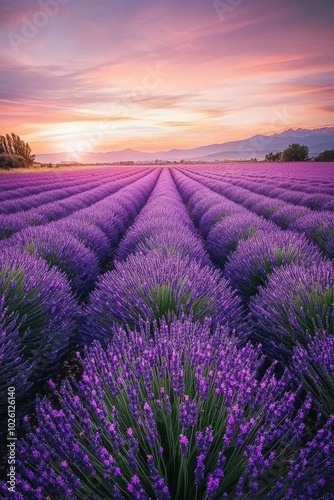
0, 249, 79, 413
134, 229, 212, 267
291, 210, 334, 258
83, 252, 247, 344
179, 396, 198, 432
147, 455, 171, 499
250, 261, 334, 361
224, 231, 324, 302
53, 218, 111, 263
194, 453, 206, 484
270, 204, 311, 229
0, 298, 35, 427
127, 475, 148, 499
196, 426, 214, 457
179, 434, 189, 458
207, 213, 277, 266
292, 331, 334, 416
198, 203, 244, 237
267, 416, 334, 499
0, 226, 100, 298
2, 318, 316, 498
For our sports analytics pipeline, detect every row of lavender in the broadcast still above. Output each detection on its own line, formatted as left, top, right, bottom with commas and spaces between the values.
0, 168, 151, 239
0, 169, 131, 214
0, 166, 125, 196
199, 169, 334, 210
1, 168, 333, 498
207, 164, 334, 192
0, 166, 129, 192
173, 168, 333, 409
201, 161, 334, 184
0, 169, 159, 423
181, 167, 334, 260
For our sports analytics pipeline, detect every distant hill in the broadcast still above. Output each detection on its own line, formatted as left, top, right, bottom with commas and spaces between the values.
35, 127, 334, 163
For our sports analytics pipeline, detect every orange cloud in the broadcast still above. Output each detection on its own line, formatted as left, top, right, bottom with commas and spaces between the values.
0, 0, 333, 153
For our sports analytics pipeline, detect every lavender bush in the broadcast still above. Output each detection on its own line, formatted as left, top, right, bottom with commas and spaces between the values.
82, 252, 246, 344
198, 204, 243, 237
207, 214, 276, 266
0, 249, 79, 417
52, 219, 111, 264
291, 211, 334, 259
250, 261, 334, 361
0, 298, 35, 419
270, 205, 311, 229
133, 229, 212, 267
0, 319, 316, 499
266, 415, 334, 499
116, 218, 197, 262
291, 331, 334, 417
0, 227, 100, 298
224, 231, 324, 302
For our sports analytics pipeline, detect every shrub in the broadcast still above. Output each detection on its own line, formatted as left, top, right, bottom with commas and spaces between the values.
266, 415, 334, 499
133, 230, 212, 267
291, 211, 334, 259
250, 262, 334, 361
224, 231, 324, 302
281, 143, 309, 162
52, 219, 111, 264
82, 253, 246, 344
73, 206, 124, 243
0, 298, 35, 419
198, 204, 243, 238
291, 331, 334, 417
315, 149, 334, 162
0, 154, 27, 170
0, 319, 315, 499
270, 205, 311, 229
0, 249, 79, 414
0, 227, 100, 298
252, 199, 287, 218
207, 214, 276, 266
116, 218, 196, 262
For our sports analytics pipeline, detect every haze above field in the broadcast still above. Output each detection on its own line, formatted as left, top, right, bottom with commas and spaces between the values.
35, 127, 334, 163
1, 0, 334, 158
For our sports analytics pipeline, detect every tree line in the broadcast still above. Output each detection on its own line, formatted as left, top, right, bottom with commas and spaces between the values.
265, 143, 334, 162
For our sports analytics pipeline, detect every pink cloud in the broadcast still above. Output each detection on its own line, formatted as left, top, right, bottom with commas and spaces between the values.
0, 0, 333, 152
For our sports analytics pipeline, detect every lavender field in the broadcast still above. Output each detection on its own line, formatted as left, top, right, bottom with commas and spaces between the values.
1, 163, 334, 499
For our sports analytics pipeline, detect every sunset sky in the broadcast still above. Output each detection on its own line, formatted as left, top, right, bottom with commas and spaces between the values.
0, 0, 333, 156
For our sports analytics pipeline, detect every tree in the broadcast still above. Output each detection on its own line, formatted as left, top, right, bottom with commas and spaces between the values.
315, 149, 334, 162
281, 143, 309, 162
265, 152, 282, 162
0, 133, 35, 165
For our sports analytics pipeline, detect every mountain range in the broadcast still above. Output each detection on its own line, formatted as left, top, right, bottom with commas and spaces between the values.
36, 127, 334, 163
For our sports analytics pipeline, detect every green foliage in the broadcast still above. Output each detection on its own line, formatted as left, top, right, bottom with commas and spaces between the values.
0, 153, 27, 170
265, 152, 282, 162
146, 283, 213, 325
0, 132, 35, 166
281, 143, 309, 162
315, 149, 334, 162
